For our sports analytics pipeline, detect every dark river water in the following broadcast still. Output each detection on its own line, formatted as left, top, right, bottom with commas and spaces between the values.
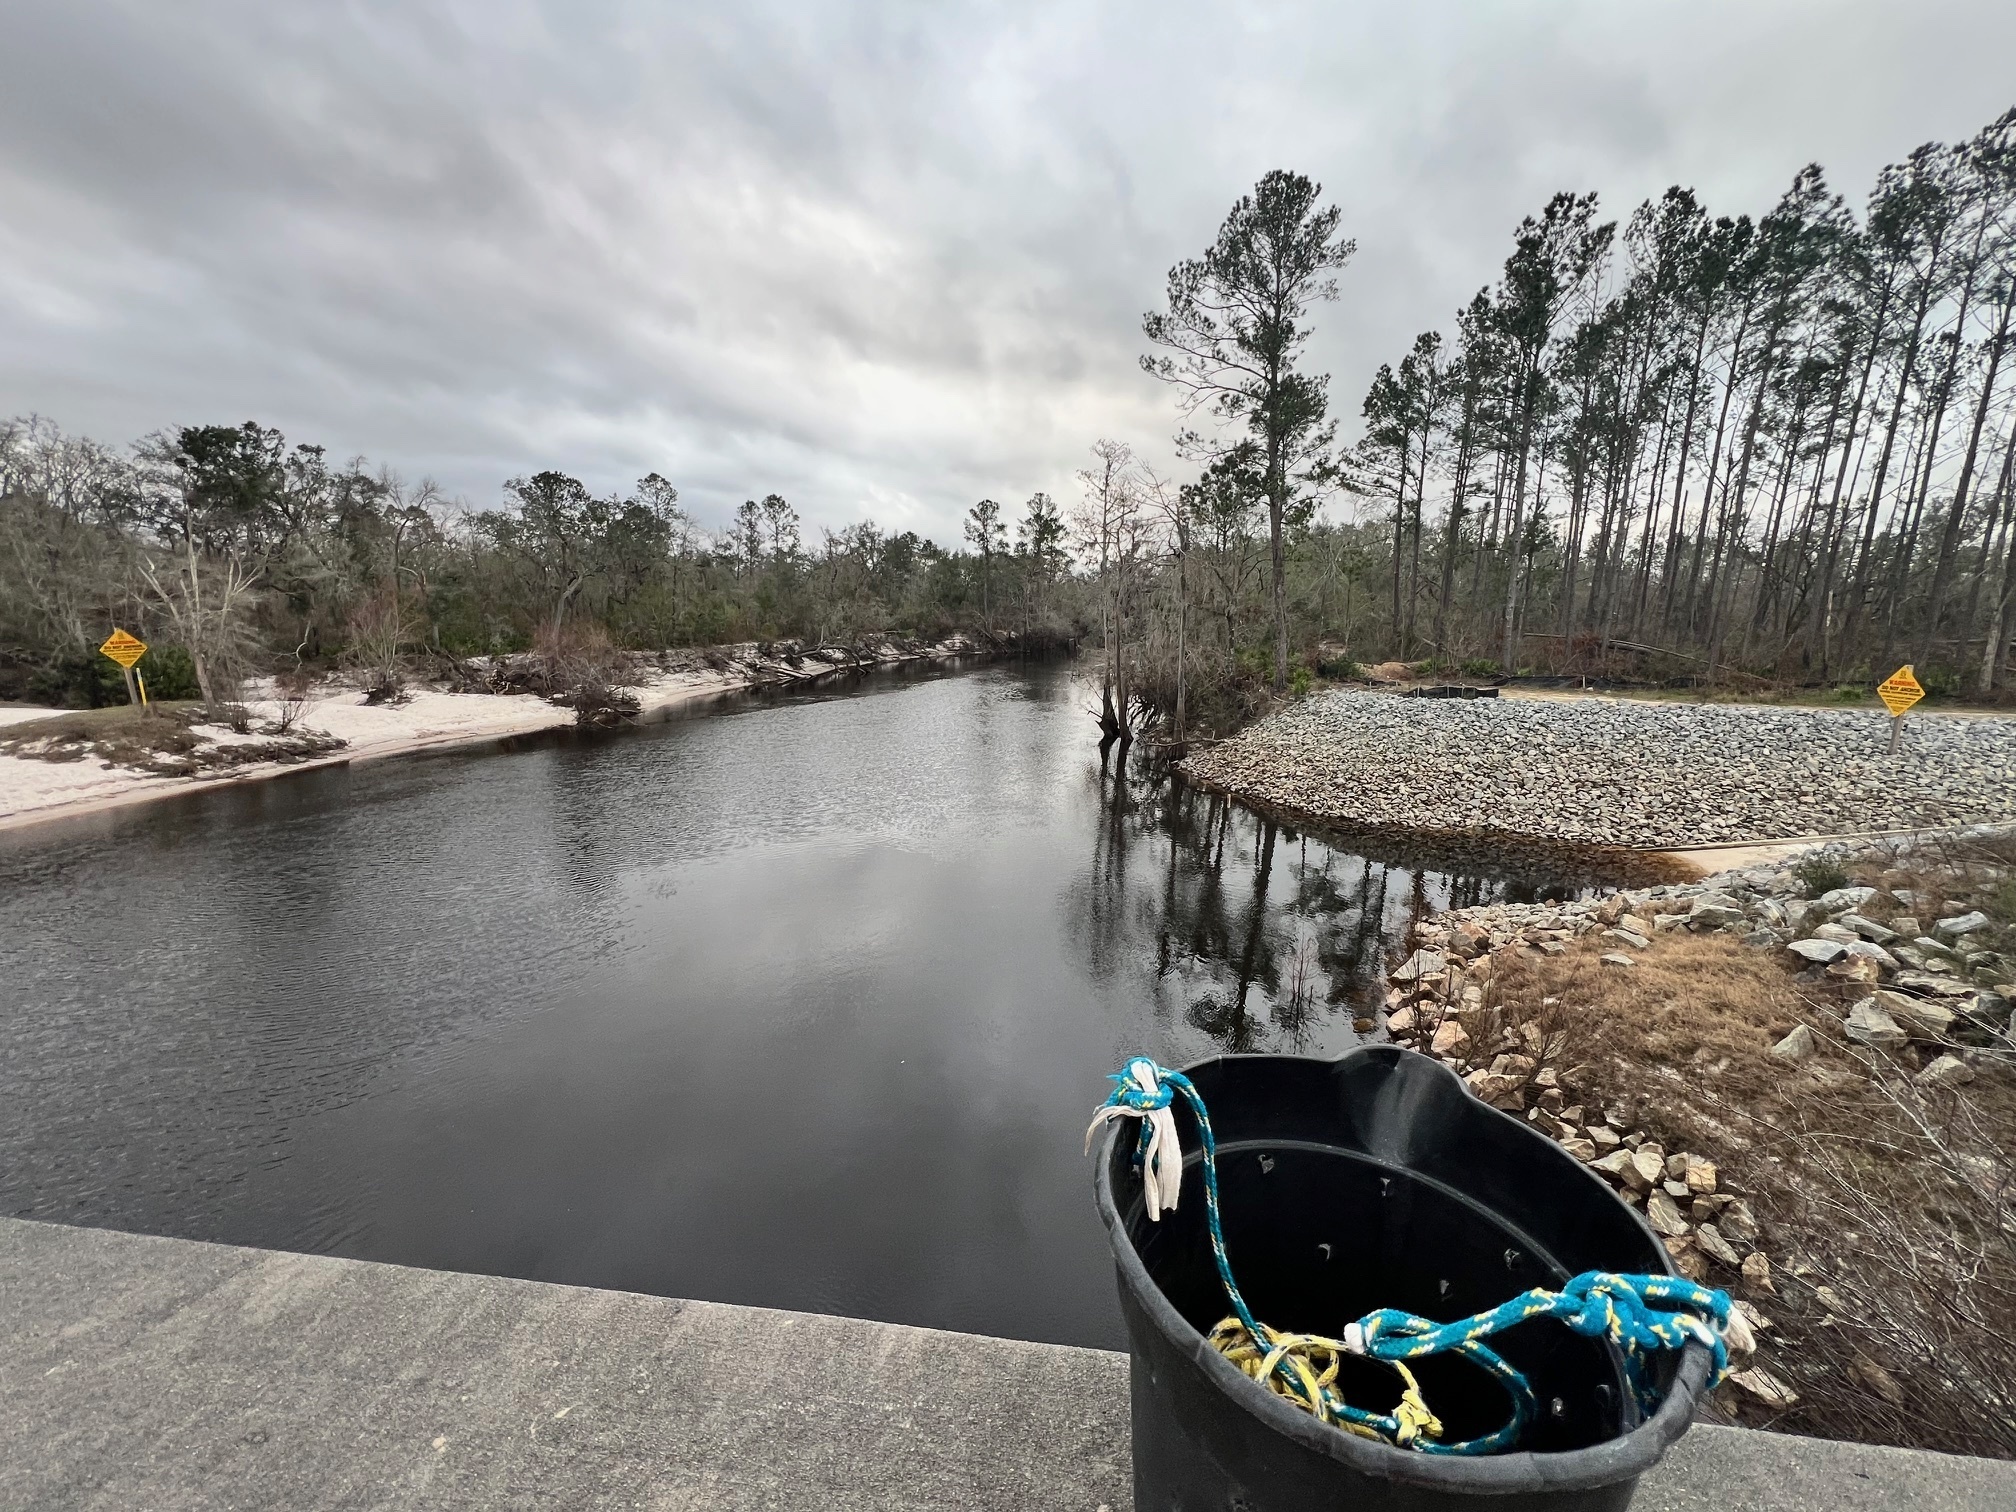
1, 661, 1558, 1350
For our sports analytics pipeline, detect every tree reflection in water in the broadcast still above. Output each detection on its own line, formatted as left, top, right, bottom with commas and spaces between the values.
1073, 744, 1513, 1058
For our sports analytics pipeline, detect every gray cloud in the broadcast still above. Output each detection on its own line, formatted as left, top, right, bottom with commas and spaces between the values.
3, 0, 2012, 541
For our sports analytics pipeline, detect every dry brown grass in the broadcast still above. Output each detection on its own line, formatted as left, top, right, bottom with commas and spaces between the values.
0, 702, 205, 763
1479, 932, 2016, 1459
0, 701, 343, 775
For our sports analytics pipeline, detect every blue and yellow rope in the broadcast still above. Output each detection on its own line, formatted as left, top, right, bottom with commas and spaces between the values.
1092, 1056, 1736, 1455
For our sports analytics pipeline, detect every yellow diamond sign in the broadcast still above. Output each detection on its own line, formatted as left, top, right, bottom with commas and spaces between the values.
99, 628, 148, 669
1876, 664, 1924, 718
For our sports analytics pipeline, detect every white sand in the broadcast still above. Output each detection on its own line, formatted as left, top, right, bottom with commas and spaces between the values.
0, 670, 742, 832
0, 636, 987, 833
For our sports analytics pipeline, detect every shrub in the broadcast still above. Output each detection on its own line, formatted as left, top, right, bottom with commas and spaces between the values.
139, 646, 202, 701
1461, 657, 1500, 679
533, 619, 630, 697
1918, 666, 1960, 698
24, 642, 203, 708
1791, 855, 1851, 897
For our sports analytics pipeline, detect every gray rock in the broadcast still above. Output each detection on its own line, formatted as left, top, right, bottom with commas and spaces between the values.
1688, 904, 1748, 932
1768, 1024, 1818, 1063
1844, 998, 1907, 1048
1785, 938, 1846, 965
1966, 992, 2012, 1027
1812, 921, 1860, 943
1915, 1053, 1975, 1089
1891, 915, 1922, 937
1591, 1149, 1637, 1181
1696, 1223, 1743, 1268
1839, 939, 1898, 969
1730, 1365, 1801, 1409
1599, 952, 1635, 969
1826, 953, 1884, 984
1816, 886, 1879, 913
1896, 971, 1979, 997
1935, 911, 1991, 938
1602, 927, 1651, 950
1645, 1191, 1690, 1237
1391, 949, 1446, 982
1719, 1199, 1760, 1244
1871, 988, 1955, 1038
1839, 913, 1899, 945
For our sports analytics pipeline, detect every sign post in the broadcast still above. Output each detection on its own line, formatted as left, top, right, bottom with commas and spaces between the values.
1875, 664, 1925, 754
98, 629, 149, 708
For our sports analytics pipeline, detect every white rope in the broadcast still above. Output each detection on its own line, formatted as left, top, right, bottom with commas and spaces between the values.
1083, 1057, 1184, 1220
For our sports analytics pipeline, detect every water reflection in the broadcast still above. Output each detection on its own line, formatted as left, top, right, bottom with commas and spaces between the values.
1075, 745, 1510, 1059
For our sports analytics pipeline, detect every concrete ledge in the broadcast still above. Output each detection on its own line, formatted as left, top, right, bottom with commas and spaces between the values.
3, 1217, 2011, 1510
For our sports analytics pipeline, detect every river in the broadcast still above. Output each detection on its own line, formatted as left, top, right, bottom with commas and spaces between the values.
1, 660, 1558, 1349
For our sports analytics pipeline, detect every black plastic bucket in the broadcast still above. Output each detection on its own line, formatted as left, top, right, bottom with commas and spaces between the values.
1094, 1046, 1712, 1511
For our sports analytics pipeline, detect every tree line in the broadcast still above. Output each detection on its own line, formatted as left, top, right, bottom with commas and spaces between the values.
1350, 108, 2016, 695
1068, 106, 2016, 745
0, 416, 1082, 706
8, 104, 2011, 731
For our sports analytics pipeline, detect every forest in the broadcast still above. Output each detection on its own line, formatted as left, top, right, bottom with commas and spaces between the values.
1344, 109, 2016, 701
3, 105, 2012, 732
0, 417, 1077, 708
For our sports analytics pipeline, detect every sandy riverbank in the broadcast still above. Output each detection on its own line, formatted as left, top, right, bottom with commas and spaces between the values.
0, 672, 727, 833
0, 637, 989, 833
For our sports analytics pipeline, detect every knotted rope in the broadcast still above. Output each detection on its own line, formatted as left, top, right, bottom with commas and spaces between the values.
1087, 1056, 1745, 1455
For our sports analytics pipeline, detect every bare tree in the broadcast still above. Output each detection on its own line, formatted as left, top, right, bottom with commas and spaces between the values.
137, 538, 261, 707
1073, 440, 1152, 742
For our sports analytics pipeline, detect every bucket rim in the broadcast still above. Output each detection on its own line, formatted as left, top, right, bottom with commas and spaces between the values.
1093, 1043, 1713, 1492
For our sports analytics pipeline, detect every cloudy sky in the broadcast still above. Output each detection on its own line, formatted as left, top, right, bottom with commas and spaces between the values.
4, 1, 2013, 543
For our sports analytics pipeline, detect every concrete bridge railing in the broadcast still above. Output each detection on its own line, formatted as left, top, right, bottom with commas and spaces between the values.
3, 1217, 2011, 1510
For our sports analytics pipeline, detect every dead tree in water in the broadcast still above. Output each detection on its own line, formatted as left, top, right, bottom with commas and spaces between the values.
1075, 439, 1152, 745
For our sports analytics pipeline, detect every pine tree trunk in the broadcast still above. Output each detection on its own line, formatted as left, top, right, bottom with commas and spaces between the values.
1919, 285, 2013, 668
